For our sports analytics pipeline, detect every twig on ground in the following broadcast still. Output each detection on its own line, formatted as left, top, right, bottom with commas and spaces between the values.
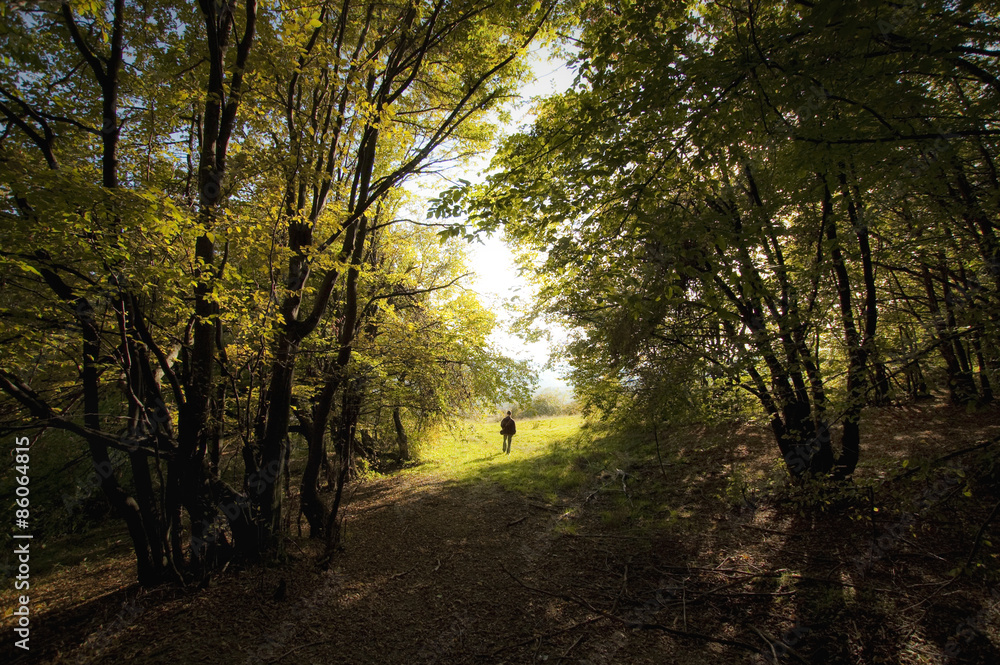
655, 565, 774, 576
507, 515, 528, 527
265, 639, 331, 664
682, 586, 687, 632
487, 617, 604, 656
284, 536, 308, 557
740, 524, 802, 538
500, 562, 762, 654
526, 500, 562, 512
965, 497, 1000, 569
903, 579, 963, 613
388, 566, 416, 580
924, 482, 969, 513
754, 626, 810, 664
607, 468, 632, 505
753, 626, 779, 664
559, 634, 585, 661
787, 575, 889, 591
612, 562, 629, 613
695, 572, 785, 600
890, 433, 1000, 483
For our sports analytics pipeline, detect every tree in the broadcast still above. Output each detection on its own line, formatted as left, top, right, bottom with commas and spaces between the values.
1, 0, 259, 584
294, 219, 534, 539
0, 0, 557, 584
454, 0, 1000, 479
519, 387, 576, 418
243, 0, 552, 542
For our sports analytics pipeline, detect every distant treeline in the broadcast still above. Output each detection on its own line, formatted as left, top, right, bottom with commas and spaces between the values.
517, 388, 580, 418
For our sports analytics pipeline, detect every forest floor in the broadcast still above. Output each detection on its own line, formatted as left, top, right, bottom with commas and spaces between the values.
5, 402, 1000, 664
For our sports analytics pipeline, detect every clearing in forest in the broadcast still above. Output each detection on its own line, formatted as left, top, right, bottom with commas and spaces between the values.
4, 404, 1000, 664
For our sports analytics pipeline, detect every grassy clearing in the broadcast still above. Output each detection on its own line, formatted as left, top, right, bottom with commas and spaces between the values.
410, 414, 693, 539
411, 415, 585, 497
412, 415, 649, 503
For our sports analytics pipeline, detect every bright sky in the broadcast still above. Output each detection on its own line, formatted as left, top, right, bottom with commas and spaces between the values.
406, 46, 577, 394
467, 48, 577, 392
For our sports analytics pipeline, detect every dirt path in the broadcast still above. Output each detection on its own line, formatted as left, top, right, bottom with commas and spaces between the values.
16, 467, 709, 665
12, 403, 1000, 664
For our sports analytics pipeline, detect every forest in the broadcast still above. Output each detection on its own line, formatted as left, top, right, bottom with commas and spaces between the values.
3, 1, 1000, 664
454, 0, 1000, 477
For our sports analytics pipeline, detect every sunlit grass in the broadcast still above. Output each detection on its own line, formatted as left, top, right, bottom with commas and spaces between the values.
411, 415, 595, 498
411, 415, 653, 504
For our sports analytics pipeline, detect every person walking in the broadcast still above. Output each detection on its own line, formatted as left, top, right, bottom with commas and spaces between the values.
500, 411, 516, 455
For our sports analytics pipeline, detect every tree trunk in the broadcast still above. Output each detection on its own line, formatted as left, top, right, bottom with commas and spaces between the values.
923, 265, 978, 404
900, 326, 930, 399
973, 335, 995, 403
825, 180, 865, 479
393, 406, 410, 461
334, 378, 366, 478
300, 376, 339, 537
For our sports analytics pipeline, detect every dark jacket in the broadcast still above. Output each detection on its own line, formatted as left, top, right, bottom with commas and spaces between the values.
500, 416, 516, 436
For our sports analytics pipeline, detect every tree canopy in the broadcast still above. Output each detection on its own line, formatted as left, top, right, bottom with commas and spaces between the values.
451, 0, 1000, 478
0, 0, 553, 584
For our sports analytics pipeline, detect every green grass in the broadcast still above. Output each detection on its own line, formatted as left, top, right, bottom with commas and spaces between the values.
410, 415, 648, 504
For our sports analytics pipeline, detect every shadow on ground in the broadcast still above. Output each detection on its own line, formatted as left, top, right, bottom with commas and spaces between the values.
5, 402, 1000, 664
